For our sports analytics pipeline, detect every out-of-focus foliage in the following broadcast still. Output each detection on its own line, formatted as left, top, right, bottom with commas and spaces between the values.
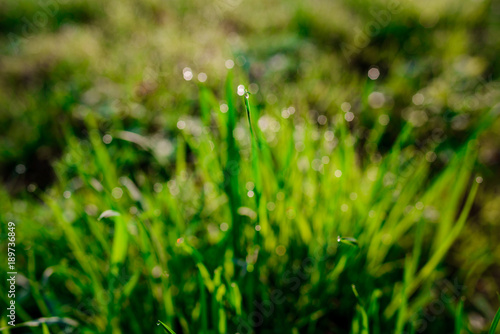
1, 0, 500, 333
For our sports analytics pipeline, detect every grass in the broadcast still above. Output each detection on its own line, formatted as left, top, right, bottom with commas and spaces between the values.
490, 306, 500, 334
1, 0, 500, 333
1, 81, 497, 333
158, 320, 177, 334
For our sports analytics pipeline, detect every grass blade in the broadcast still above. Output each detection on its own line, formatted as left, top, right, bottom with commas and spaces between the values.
157, 320, 177, 334
489, 306, 500, 334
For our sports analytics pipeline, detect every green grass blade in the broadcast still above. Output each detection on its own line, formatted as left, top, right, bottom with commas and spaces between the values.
42, 323, 50, 334
157, 320, 177, 334
352, 285, 369, 334
489, 306, 500, 334
338, 236, 359, 247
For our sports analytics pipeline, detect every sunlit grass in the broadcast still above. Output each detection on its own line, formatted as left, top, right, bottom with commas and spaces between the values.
2, 73, 496, 333
1, 0, 499, 333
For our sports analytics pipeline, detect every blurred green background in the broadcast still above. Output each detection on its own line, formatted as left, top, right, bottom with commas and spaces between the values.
1, 0, 500, 333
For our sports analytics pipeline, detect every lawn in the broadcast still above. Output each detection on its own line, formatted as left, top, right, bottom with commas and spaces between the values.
1, 0, 500, 333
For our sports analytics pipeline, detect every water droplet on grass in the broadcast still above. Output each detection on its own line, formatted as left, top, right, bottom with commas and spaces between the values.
225, 59, 234, 69
337, 236, 359, 247
15, 164, 26, 174
98, 210, 120, 221
368, 67, 380, 80
237, 85, 245, 96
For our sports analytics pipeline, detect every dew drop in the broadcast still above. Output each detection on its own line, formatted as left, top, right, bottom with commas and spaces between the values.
182, 67, 193, 81
198, 72, 207, 82
368, 67, 380, 80
337, 236, 359, 247
237, 85, 245, 96
15, 164, 26, 174
225, 59, 234, 69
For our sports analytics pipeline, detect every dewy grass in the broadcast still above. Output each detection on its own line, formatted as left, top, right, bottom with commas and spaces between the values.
3, 70, 496, 333
337, 236, 359, 247
2, 0, 500, 332
243, 90, 255, 139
